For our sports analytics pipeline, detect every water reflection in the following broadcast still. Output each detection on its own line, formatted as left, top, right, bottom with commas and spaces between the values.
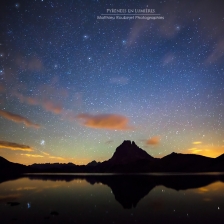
0, 174, 224, 223
26, 174, 224, 209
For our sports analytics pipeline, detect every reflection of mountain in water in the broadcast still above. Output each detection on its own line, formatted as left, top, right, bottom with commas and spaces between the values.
86, 175, 155, 209
2, 174, 223, 209
85, 175, 224, 208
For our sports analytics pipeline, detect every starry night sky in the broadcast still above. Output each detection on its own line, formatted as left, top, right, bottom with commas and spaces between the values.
0, 0, 224, 165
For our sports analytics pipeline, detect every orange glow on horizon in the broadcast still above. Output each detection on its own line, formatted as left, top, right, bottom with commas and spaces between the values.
186, 144, 224, 158
1, 151, 97, 166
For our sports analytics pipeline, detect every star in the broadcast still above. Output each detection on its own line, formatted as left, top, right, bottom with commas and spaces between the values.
122, 40, 127, 45
40, 140, 45, 146
15, 3, 20, 8
83, 35, 89, 40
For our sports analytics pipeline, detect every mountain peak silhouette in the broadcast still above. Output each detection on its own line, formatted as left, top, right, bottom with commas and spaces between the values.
107, 140, 154, 165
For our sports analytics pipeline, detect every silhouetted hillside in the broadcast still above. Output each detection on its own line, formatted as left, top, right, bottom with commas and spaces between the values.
86, 160, 101, 167
0, 156, 31, 175
210, 153, 224, 171
158, 152, 213, 172
30, 163, 89, 173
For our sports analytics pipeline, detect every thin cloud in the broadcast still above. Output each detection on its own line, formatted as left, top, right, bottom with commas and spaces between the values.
0, 140, 33, 151
193, 141, 202, 145
14, 92, 63, 115
41, 151, 50, 156
127, 20, 148, 46
21, 154, 43, 158
76, 113, 132, 130
26, 97, 39, 105
21, 152, 65, 160
188, 148, 202, 153
49, 156, 65, 160
0, 110, 40, 129
42, 100, 63, 114
146, 136, 160, 145
127, 0, 224, 55
13, 82, 69, 115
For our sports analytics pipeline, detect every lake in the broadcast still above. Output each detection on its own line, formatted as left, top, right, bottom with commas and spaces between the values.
0, 173, 224, 223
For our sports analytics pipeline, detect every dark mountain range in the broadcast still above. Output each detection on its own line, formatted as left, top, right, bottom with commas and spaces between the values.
30, 162, 90, 173
1, 140, 224, 174
94, 141, 224, 172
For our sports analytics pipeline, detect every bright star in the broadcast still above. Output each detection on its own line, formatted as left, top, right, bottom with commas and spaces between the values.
122, 40, 127, 45
83, 35, 89, 40
40, 140, 45, 146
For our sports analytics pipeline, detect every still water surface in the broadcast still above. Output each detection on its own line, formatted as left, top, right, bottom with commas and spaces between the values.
0, 174, 224, 223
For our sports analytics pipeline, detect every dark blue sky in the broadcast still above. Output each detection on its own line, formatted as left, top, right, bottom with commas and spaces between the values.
0, 0, 224, 164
